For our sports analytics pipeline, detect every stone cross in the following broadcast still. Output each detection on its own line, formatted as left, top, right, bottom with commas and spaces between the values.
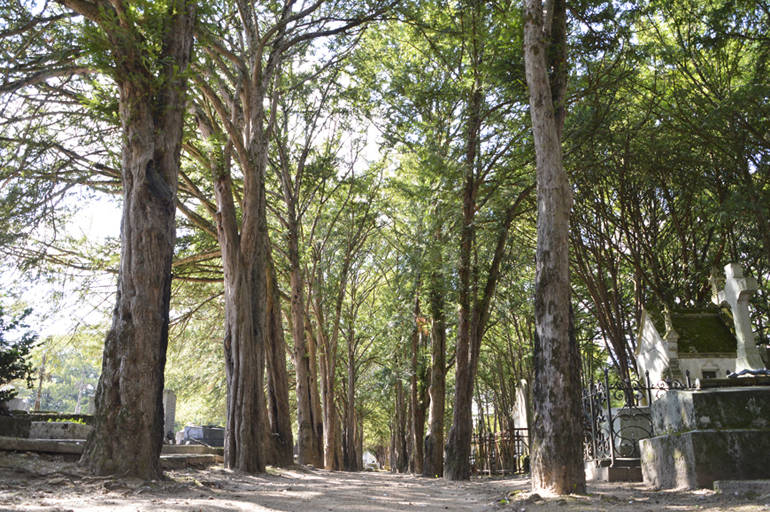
712, 263, 765, 371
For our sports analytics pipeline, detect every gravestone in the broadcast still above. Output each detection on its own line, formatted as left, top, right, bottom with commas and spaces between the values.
5, 398, 29, 412
163, 389, 176, 442
637, 263, 770, 489
640, 386, 770, 488
513, 379, 531, 431
711, 263, 765, 371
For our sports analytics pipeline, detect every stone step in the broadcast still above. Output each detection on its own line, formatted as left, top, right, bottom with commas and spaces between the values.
585, 460, 643, 482
0, 436, 85, 454
161, 444, 223, 456
595, 458, 641, 468
160, 453, 222, 469
0, 436, 222, 469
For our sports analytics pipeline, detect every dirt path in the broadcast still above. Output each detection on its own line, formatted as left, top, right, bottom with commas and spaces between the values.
1, 452, 768, 512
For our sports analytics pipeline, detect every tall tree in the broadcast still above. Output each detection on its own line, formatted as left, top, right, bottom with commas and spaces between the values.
46, 0, 197, 479
423, 213, 447, 477
523, 0, 586, 494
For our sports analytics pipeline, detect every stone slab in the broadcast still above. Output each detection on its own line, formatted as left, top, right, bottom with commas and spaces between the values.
651, 387, 770, 434
640, 429, 770, 489
585, 460, 642, 482
160, 454, 221, 469
0, 416, 31, 438
161, 444, 224, 455
0, 436, 85, 454
0, 437, 222, 469
29, 421, 93, 440
714, 480, 770, 495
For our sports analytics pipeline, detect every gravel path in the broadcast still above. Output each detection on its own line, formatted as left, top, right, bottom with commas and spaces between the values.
1, 452, 767, 512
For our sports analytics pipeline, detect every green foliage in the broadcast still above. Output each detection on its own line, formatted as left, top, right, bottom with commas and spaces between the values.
46, 417, 86, 424
15, 328, 102, 414
0, 305, 37, 407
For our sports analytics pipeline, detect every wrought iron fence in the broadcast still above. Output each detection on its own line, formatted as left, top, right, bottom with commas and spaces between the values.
470, 428, 530, 475
582, 368, 691, 464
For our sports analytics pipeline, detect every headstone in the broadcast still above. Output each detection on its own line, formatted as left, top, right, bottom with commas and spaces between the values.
640, 386, 770, 488
513, 379, 531, 431
6, 398, 29, 412
713, 263, 765, 371
163, 389, 176, 442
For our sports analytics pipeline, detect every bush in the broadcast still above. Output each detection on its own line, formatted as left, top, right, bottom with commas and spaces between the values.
0, 306, 37, 414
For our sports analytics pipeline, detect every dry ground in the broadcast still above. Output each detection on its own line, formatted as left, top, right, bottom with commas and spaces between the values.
0, 452, 768, 512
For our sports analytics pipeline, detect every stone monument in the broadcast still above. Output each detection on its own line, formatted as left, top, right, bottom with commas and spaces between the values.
711, 263, 765, 371
163, 389, 176, 442
639, 263, 770, 489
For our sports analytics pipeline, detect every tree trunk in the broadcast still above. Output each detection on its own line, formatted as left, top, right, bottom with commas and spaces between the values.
392, 377, 409, 473
214, 148, 268, 473
444, 77, 483, 482
34, 351, 46, 412
410, 293, 425, 474
314, 254, 350, 470
287, 221, 321, 466
78, 0, 195, 480
524, 0, 586, 494
265, 239, 294, 467
306, 317, 325, 465
423, 229, 446, 478
356, 414, 364, 471
343, 325, 358, 471
319, 343, 340, 470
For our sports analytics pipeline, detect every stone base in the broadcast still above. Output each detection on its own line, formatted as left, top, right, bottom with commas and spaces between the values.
640, 429, 770, 489
29, 421, 93, 440
0, 416, 31, 438
651, 387, 770, 433
714, 480, 770, 496
585, 459, 642, 482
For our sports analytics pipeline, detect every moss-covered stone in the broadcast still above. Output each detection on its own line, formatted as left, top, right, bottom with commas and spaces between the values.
646, 305, 737, 354
641, 429, 770, 489
651, 388, 770, 433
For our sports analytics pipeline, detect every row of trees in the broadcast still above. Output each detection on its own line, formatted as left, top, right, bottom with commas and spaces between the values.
2, 0, 768, 494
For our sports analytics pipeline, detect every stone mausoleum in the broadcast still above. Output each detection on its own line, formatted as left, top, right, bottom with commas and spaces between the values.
637, 263, 770, 489
635, 263, 767, 385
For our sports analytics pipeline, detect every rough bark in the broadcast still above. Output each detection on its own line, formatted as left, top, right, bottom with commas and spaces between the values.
343, 320, 359, 471
423, 226, 447, 478
410, 292, 425, 475
524, 0, 586, 494
288, 221, 321, 466
306, 316, 325, 465
74, 0, 195, 480
443, 69, 483, 482
265, 239, 294, 467
392, 377, 409, 473
217, 180, 267, 474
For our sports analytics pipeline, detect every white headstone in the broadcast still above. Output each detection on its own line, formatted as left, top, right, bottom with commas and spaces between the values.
713, 263, 765, 371
163, 389, 176, 441
513, 379, 531, 431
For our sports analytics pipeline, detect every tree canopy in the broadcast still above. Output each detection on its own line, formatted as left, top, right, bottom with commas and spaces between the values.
1, 0, 768, 490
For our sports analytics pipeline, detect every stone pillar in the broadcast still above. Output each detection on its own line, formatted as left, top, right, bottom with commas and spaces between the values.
163, 389, 176, 442
714, 263, 765, 371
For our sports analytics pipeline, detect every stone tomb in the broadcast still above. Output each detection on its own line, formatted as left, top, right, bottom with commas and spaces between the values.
636, 263, 770, 489
640, 385, 770, 488
636, 263, 766, 385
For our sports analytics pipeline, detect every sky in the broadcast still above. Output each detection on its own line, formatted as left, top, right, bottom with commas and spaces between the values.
4, 192, 122, 340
